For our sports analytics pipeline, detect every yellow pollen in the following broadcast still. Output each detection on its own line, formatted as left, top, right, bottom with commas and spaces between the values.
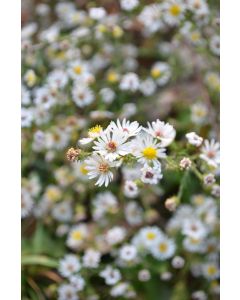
151, 68, 162, 79
71, 231, 83, 241
169, 4, 181, 16
80, 164, 88, 175
98, 163, 109, 173
142, 147, 157, 160
88, 125, 102, 136
146, 232, 156, 240
73, 65, 82, 75
207, 265, 217, 276
159, 243, 168, 253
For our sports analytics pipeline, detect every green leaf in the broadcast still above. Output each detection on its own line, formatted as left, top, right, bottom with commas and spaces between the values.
22, 255, 59, 268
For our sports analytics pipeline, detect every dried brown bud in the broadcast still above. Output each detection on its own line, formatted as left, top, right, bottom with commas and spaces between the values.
66, 148, 80, 162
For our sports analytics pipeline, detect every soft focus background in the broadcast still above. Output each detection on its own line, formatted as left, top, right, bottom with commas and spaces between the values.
21, 1, 219, 299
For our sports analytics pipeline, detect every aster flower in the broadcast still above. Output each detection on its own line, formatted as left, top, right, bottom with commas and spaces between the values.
59, 254, 81, 278
150, 62, 171, 86
85, 154, 116, 187
107, 119, 142, 138
145, 119, 176, 147
119, 72, 140, 92
140, 164, 163, 184
79, 125, 103, 145
93, 130, 130, 162
151, 236, 176, 260
186, 132, 203, 146
200, 139, 220, 167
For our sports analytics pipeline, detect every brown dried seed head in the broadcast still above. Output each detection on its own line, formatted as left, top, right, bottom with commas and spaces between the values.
66, 148, 80, 162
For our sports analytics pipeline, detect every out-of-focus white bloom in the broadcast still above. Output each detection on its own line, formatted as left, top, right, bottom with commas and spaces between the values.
200, 139, 220, 168
83, 249, 101, 268
125, 201, 143, 225
140, 78, 157, 96
140, 164, 163, 184
21, 85, 31, 105
203, 173, 216, 186
24, 69, 37, 87
131, 133, 166, 166
119, 244, 137, 261
138, 226, 163, 248
186, 132, 203, 146
124, 180, 139, 198
171, 256, 185, 268
145, 119, 176, 147
93, 130, 130, 162
52, 201, 73, 222
182, 218, 208, 239
67, 224, 88, 249
119, 73, 140, 92
120, 103, 137, 118
205, 72, 220, 91
93, 191, 118, 220
209, 35, 220, 56
69, 275, 85, 291
100, 266, 121, 285
151, 62, 171, 86
72, 84, 94, 108
58, 284, 78, 300
47, 69, 68, 89
21, 108, 33, 128
59, 254, 81, 278
89, 7, 106, 20
105, 226, 126, 245
192, 290, 207, 300
138, 4, 163, 33
202, 262, 219, 280
191, 103, 208, 124
110, 282, 129, 297
100, 87, 115, 104
33, 86, 56, 110
120, 0, 139, 11
163, 0, 185, 26
68, 60, 89, 80
151, 236, 176, 260
108, 119, 142, 138
183, 237, 206, 253
21, 189, 34, 218
138, 269, 151, 281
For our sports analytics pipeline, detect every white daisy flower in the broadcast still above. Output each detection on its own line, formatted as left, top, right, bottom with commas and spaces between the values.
83, 249, 101, 268
151, 62, 171, 86
182, 218, 208, 239
145, 119, 176, 147
24, 69, 37, 87
202, 262, 219, 280
68, 60, 89, 80
200, 139, 220, 168
119, 244, 137, 262
139, 226, 163, 248
52, 201, 73, 222
110, 282, 129, 297
108, 119, 142, 138
59, 254, 81, 278
67, 224, 88, 249
47, 69, 68, 89
139, 78, 157, 96
183, 237, 206, 253
131, 133, 166, 166
93, 130, 130, 162
163, 0, 185, 26
151, 236, 176, 260
100, 266, 121, 285
89, 7, 106, 20
191, 103, 208, 124
100, 87, 115, 104
140, 164, 163, 184
124, 180, 139, 198
105, 226, 126, 245
85, 154, 116, 187
72, 84, 94, 108
120, 0, 139, 11
119, 73, 140, 92
186, 132, 203, 146
125, 201, 143, 226
138, 4, 163, 33
69, 275, 85, 291
58, 284, 78, 300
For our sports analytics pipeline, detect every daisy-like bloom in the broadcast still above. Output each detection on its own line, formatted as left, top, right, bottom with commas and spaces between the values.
69, 275, 85, 291
150, 62, 171, 86
21, 85, 31, 105
33, 86, 56, 110
124, 180, 139, 198
125, 201, 143, 226
163, 0, 185, 26
186, 132, 203, 146
89, 7, 106, 20
138, 4, 163, 33
119, 244, 137, 262
182, 218, 208, 239
21, 108, 33, 128
145, 119, 176, 147
72, 84, 94, 108
131, 133, 166, 166
205, 72, 220, 92
202, 262, 219, 280
93, 191, 118, 220
209, 35, 220, 56
191, 103, 208, 125
21, 189, 34, 218
83, 249, 101, 268
85, 154, 116, 187
151, 236, 176, 260
44, 185, 61, 202
100, 87, 115, 104
67, 224, 88, 249
59, 254, 81, 278
24, 69, 37, 87
93, 130, 130, 162
138, 269, 151, 282
200, 139, 220, 168
172, 256, 185, 269
191, 290, 207, 300
183, 236, 206, 253
139, 226, 163, 248
105, 226, 126, 245
139, 78, 157, 96
58, 284, 78, 300
120, 0, 139, 11
52, 201, 73, 222
108, 119, 142, 138
140, 164, 163, 184
79, 125, 103, 145
110, 282, 129, 297
47, 69, 68, 89
68, 60, 89, 80
119, 72, 140, 92
100, 266, 122, 285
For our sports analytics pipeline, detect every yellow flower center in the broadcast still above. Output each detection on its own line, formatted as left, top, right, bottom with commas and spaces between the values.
159, 243, 168, 253
112, 26, 123, 38
107, 72, 118, 83
169, 4, 181, 16
80, 164, 88, 175
191, 32, 200, 42
46, 189, 60, 202
151, 68, 162, 79
142, 147, 157, 160
207, 265, 217, 276
73, 65, 82, 75
146, 232, 156, 240
88, 125, 102, 137
71, 231, 83, 241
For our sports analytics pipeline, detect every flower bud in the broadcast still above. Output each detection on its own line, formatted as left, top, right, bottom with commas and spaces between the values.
179, 157, 192, 170
66, 148, 80, 162
165, 196, 179, 212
